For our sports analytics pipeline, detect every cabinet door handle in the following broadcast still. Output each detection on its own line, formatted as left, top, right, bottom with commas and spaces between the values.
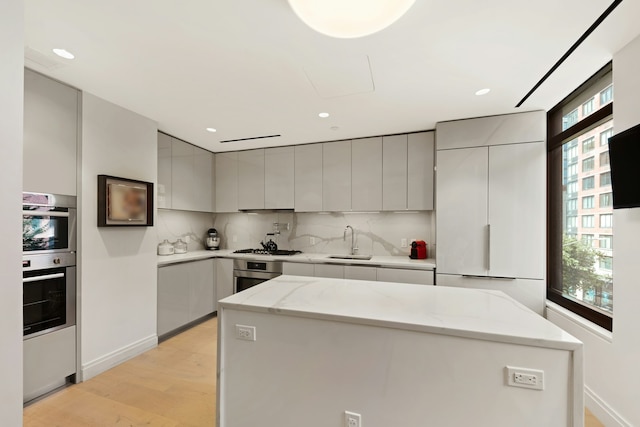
487, 224, 491, 271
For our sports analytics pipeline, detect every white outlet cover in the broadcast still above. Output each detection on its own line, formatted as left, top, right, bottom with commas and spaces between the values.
235, 324, 257, 341
345, 411, 362, 427
505, 366, 544, 390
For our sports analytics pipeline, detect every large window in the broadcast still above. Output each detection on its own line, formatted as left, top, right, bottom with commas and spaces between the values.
548, 63, 613, 330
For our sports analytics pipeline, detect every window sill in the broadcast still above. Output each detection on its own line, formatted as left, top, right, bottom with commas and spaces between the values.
546, 300, 613, 343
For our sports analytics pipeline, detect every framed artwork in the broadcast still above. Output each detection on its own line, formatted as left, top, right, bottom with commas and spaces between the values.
97, 175, 154, 227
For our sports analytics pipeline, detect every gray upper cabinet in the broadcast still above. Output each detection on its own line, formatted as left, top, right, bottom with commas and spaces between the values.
193, 145, 214, 212
265, 147, 294, 209
295, 144, 323, 212
163, 135, 214, 212
23, 69, 79, 196
352, 137, 382, 211
435, 111, 545, 150
171, 138, 195, 211
215, 152, 239, 212
323, 140, 352, 212
382, 135, 408, 211
157, 133, 172, 209
238, 149, 265, 210
407, 132, 435, 210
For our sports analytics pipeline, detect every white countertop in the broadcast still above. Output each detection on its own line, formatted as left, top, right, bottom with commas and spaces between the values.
219, 275, 581, 351
157, 249, 436, 270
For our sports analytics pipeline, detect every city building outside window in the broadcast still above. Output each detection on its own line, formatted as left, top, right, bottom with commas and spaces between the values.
600, 128, 613, 146
582, 196, 595, 209
582, 98, 594, 116
600, 214, 613, 228
600, 192, 613, 207
582, 137, 595, 153
547, 63, 613, 330
600, 85, 613, 105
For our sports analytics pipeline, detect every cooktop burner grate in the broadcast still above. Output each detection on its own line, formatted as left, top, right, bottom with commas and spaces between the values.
233, 249, 302, 256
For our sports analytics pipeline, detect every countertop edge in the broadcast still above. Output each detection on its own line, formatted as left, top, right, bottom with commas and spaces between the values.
158, 250, 436, 270
218, 302, 582, 352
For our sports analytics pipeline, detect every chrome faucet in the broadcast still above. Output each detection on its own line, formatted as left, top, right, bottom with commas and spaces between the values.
344, 225, 358, 255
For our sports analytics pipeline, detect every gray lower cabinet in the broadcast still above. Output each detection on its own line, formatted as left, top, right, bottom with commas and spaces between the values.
283, 262, 315, 277
215, 258, 234, 309
376, 268, 434, 285
158, 259, 215, 337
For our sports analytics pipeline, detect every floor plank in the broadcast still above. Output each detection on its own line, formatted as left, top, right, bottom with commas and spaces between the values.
24, 316, 605, 426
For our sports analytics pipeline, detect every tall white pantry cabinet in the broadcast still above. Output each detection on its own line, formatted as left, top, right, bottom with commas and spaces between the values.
435, 111, 546, 314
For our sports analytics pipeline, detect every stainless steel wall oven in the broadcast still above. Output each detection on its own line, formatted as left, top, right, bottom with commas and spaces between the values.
23, 192, 76, 254
233, 259, 283, 293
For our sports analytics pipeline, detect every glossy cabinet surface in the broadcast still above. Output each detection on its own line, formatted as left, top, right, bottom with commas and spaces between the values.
407, 132, 435, 210
352, 137, 383, 211
215, 152, 239, 212
376, 268, 434, 285
157, 133, 172, 208
23, 69, 79, 195
165, 136, 214, 212
265, 147, 294, 209
436, 147, 489, 276
314, 264, 345, 279
238, 149, 265, 210
436, 111, 545, 150
158, 259, 216, 337
295, 144, 323, 212
215, 258, 234, 309
488, 142, 545, 280
322, 140, 352, 212
283, 262, 315, 277
382, 134, 408, 210
344, 265, 377, 281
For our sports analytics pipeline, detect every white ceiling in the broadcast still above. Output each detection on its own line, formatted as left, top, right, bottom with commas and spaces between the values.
24, 0, 640, 152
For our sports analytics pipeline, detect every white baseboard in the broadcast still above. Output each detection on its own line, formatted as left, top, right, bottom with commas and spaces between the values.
80, 334, 157, 381
585, 385, 632, 427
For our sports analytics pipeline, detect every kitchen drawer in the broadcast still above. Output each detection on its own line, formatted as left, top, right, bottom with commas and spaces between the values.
314, 264, 344, 279
376, 268, 434, 285
344, 265, 377, 281
283, 262, 315, 277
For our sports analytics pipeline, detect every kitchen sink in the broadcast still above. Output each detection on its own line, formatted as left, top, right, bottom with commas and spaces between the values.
328, 254, 373, 261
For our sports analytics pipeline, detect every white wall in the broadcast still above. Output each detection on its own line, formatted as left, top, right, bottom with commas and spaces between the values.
0, 0, 24, 423
79, 93, 158, 380
547, 33, 640, 427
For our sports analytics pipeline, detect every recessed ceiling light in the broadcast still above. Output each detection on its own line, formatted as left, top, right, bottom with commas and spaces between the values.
475, 88, 491, 96
318, 112, 330, 118
52, 48, 75, 59
206, 127, 217, 133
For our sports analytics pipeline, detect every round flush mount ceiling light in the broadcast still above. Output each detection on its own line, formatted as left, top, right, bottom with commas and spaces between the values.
52, 48, 75, 59
206, 127, 217, 133
318, 112, 330, 118
288, 0, 416, 39
475, 88, 491, 96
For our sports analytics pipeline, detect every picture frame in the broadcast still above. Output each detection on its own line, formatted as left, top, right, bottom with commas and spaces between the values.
97, 175, 154, 227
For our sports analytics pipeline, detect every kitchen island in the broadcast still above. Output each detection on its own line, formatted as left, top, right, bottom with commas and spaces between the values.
217, 275, 582, 427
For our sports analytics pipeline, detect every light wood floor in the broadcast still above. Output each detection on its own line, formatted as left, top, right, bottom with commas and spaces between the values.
24, 317, 604, 427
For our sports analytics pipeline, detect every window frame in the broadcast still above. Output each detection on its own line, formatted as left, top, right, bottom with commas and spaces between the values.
547, 62, 613, 331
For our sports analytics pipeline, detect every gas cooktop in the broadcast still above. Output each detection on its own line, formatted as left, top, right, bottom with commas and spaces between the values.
233, 249, 302, 256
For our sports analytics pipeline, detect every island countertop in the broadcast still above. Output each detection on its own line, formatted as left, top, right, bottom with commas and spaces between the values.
219, 275, 581, 351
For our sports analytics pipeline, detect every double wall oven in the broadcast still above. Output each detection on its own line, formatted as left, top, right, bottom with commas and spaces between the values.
22, 192, 77, 402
